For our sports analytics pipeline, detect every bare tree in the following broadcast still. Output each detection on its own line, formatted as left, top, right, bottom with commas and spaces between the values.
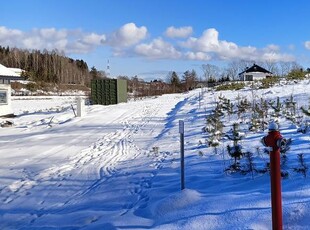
201, 64, 220, 82
226, 61, 242, 81
238, 60, 254, 71
278, 61, 302, 77
264, 60, 279, 76
279, 61, 292, 77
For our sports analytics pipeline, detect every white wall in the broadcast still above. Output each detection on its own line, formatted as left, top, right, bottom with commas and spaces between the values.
0, 84, 13, 116
252, 72, 269, 80
240, 72, 271, 81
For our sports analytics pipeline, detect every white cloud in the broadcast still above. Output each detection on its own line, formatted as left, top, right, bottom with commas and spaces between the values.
185, 52, 211, 61
106, 23, 147, 47
0, 25, 296, 63
0, 26, 106, 54
264, 44, 280, 52
180, 28, 295, 62
135, 38, 182, 59
165, 26, 193, 38
0, 26, 23, 39
38, 28, 68, 40
305, 41, 310, 50
181, 28, 220, 52
80, 33, 106, 46
0, 23, 145, 55
261, 52, 295, 62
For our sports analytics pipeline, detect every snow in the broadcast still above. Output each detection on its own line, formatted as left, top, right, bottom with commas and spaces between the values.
0, 80, 310, 229
0, 64, 19, 77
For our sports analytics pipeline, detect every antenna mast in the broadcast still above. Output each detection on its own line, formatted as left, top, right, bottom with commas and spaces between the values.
106, 59, 111, 78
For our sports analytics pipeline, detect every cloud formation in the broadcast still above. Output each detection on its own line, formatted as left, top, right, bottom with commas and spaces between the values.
135, 38, 182, 59
0, 24, 295, 63
305, 41, 310, 50
0, 26, 106, 54
185, 51, 211, 61
179, 28, 294, 62
165, 26, 193, 38
106, 23, 147, 47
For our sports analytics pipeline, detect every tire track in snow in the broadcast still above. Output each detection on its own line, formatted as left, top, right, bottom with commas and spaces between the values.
120, 94, 195, 215
62, 102, 162, 202
19, 101, 164, 223
0, 105, 137, 205
1, 94, 188, 227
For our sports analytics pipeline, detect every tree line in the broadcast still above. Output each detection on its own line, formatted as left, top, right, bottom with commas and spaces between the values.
0, 46, 92, 85
200, 60, 309, 83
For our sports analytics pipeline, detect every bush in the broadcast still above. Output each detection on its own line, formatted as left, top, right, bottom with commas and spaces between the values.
26, 82, 38, 92
286, 70, 306, 81
11, 81, 24, 91
259, 76, 279, 89
215, 82, 245, 91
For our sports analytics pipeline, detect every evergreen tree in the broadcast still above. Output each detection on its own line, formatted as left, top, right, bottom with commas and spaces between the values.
168, 71, 181, 93
269, 97, 282, 117
226, 123, 245, 171
90, 66, 101, 79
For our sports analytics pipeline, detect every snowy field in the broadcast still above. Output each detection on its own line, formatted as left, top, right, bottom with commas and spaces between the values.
0, 81, 310, 229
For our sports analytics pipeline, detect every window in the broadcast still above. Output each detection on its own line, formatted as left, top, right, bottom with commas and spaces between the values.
0, 90, 8, 104
245, 75, 253, 81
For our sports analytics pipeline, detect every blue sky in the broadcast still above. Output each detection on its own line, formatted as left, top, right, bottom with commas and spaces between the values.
1, 0, 310, 80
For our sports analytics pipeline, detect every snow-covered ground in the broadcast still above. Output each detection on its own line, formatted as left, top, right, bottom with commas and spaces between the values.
0, 81, 309, 229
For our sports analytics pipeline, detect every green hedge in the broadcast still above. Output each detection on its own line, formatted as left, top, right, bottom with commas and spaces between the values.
215, 82, 245, 91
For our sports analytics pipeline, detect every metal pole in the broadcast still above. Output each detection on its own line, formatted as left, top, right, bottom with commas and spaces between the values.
199, 92, 201, 109
270, 149, 283, 230
179, 120, 185, 190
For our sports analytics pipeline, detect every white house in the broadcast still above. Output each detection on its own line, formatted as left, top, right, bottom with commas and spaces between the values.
0, 63, 24, 84
238, 64, 273, 81
0, 64, 16, 116
0, 84, 13, 117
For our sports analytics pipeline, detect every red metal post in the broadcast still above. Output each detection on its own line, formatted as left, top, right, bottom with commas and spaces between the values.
269, 148, 283, 230
263, 128, 283, 230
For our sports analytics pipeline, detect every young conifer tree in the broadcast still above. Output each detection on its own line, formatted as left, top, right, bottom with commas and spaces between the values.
226, 123, 245, 171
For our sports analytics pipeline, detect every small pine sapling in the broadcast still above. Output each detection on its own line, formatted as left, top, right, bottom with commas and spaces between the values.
280, 138, 292, 154
226, 123, 245, 171
297, 121, 309, 134
297, 98, 310, 133
285, 94, 297, 123
269, 97, 282, 117
258, 98, 269, 131
237, 98, 251, 115
301, 98, 310, 116
241, 152, 256, 179
249, 113, 261, 132
293, 153, 308, 178
204, 111, 223, 155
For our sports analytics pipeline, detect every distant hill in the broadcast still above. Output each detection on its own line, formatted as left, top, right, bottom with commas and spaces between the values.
0, 46, 91, 86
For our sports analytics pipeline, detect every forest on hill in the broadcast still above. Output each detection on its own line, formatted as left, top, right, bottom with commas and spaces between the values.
0, 45, 95, 85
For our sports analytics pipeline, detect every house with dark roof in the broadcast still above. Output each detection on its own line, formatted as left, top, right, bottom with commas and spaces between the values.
238, 64, 273, 81
0, 63, 24, 84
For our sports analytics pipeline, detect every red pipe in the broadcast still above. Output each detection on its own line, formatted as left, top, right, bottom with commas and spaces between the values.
269, 148, 283, 230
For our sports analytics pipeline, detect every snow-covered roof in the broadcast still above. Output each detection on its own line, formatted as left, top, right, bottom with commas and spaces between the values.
8, 67, 24, 76
0, 64, 20, 77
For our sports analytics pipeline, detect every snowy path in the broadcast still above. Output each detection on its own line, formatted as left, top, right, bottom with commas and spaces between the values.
0, 92, 197, 228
